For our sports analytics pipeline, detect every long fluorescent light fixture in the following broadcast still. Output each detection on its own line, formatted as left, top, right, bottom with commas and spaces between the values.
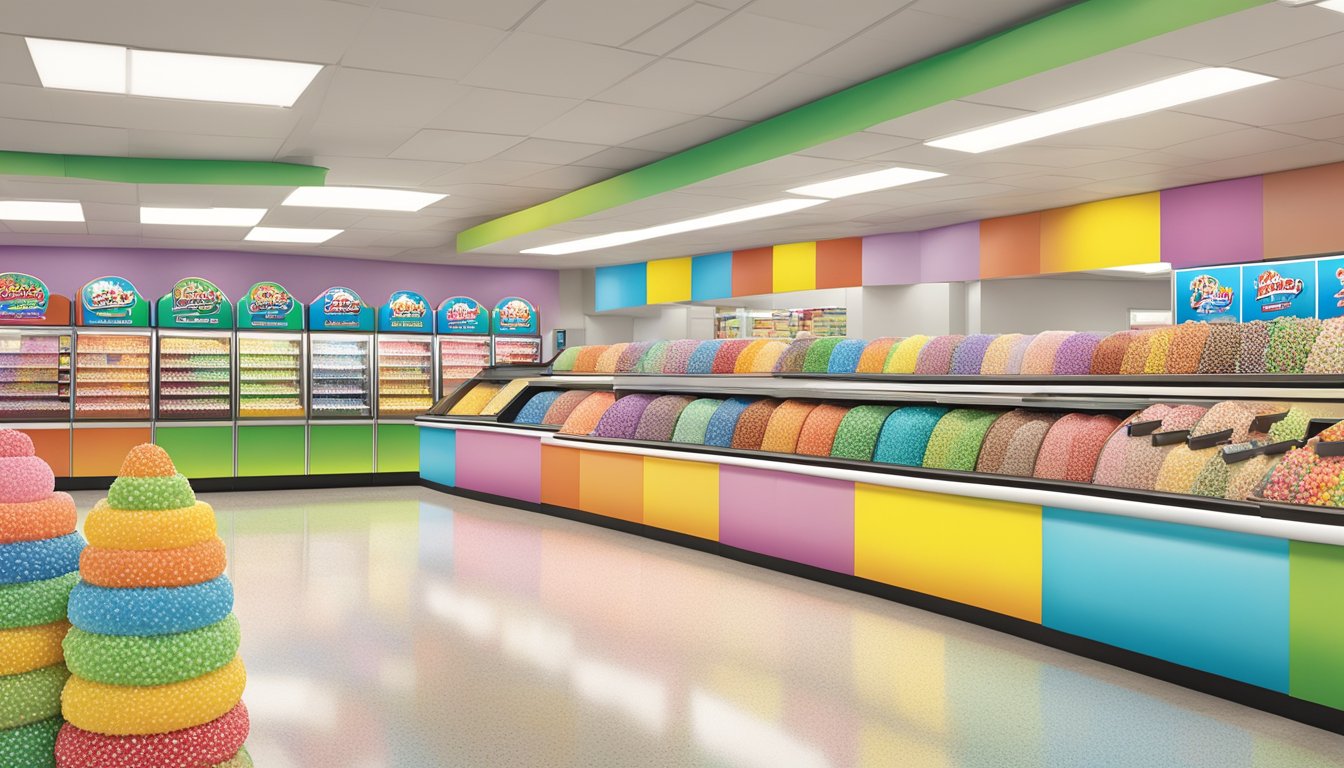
0, 201, 84, 222
787, 167, 946, 199
283, 187, 448, 212
246, 227, 342, 244
141, 207, 266, 226
1316, 0, 1344, 11
927, 68, 1277, 153
25, 37, 322, 107
522, 198, 827, 255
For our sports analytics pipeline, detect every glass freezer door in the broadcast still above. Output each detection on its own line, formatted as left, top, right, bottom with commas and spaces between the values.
377, 334, 434, 418
238, 332, 306, 419
157, 330, 233, 420
74, 329, 151, 421
0, 328, 71, 421
310, 333, 372, 419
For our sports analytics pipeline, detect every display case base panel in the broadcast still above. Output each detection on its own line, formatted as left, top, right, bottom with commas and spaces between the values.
154, 425, 234, 479
416, 424, 1344, 734
72, 426, 151, 477
18, 426, 71, 476
376, 423, 420, 474
310, 424, 374, 475
237, 424, 306, 477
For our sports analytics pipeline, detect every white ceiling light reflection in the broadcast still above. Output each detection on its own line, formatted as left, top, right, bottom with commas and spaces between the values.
501, 613, 575, 677
572, 657, 670, 734
691, 689, 831, 768
243, 675, 339, 731
423, 582, 497, 641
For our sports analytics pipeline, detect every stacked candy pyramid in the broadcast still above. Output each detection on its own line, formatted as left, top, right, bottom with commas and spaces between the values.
57, 444, 250, 768
0, 430, 85, 767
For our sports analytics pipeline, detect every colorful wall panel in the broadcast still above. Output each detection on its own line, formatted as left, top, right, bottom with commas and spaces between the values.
718, 466, 854, 574
456, 430, 541, 504
592, 160, 1344, 311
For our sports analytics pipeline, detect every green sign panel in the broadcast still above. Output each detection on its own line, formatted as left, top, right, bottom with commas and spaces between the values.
157, 277, 234, 328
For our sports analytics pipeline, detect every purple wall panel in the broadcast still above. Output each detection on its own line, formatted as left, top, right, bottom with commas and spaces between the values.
1160, 177, 1264, 268
920, 221, 981, 282
719, 465, 854, 574
453, 431, 542, 504
861, 232, 922, 285
0, 245, 558, 332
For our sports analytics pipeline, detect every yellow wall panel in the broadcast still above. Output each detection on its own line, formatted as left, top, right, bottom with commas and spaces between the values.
854, 485, 1042, 622
772, 241, 817, 293
643, 457, 719, 541
1039, 192, 1160, 274
645, 257, 692, 304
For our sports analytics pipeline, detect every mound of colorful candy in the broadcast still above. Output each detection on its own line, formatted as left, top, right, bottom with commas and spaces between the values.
0, 430, 85, 768
57, 444, 250, 768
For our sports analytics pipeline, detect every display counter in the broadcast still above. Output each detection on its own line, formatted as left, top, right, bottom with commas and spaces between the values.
417, 355, 1344, 734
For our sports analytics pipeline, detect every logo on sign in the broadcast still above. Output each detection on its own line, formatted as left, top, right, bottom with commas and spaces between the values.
1188, 274, 1235, 315
443, 300, 479, 322
1254, 269, 1304, 312
248, 283, 294, 316
86, 279, 135, 311
0, 273, 50, 320
323, 288, 362, 316
173, 279, 223, 315
389, 293, 427, 319
496, 298, 532, 329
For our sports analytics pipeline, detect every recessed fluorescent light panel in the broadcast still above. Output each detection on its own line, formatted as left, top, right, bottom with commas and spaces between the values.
246, 227, 343, 244
141, 207, 266, 227
787, 167, 946, 199
1317, 0, 1344, 11
522, 198, 827, 255
25, 37, 321, 107
0, 201, 84, 222
283, 187, 448, 212
926, 68, 1276, 153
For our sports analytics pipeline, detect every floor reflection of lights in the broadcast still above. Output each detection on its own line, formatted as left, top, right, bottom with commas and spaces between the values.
72, 487, 1344, 768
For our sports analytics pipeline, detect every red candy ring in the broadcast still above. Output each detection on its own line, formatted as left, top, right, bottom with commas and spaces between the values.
55, 701, 248, 768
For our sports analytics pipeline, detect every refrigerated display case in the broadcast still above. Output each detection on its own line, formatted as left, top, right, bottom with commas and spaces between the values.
491, 296, 542, 365
436, 296, 491, 395
236, 281, 307, 478
376, 290, 434, 473
0, 273, 74, 475
157, 330, 233, 420
71, 276, 152, 477
308, 287, 376, 475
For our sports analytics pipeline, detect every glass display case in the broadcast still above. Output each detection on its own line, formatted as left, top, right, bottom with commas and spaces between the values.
73, 329, 151, 420
0, 328, 71, 421
310, 333, 372, 418
377, 335, 434, 418
237, 331, 305, 419
438, 335, 490, 394
157, 330, 233, 420
492, 336, 543, 365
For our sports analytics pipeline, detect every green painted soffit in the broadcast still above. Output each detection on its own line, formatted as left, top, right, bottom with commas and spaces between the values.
459, 0, 1266, 252
0, 151, 327, 186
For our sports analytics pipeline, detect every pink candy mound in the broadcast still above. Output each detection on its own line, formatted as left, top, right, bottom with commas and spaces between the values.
0, 428, 36, 458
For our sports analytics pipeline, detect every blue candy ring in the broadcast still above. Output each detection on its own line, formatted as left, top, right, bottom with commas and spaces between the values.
0, 533, 83, 586
68, 576, 234, 637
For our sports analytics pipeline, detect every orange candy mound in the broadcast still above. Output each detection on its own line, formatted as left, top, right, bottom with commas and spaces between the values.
79, 538, 228, 589
0, 429, 35, 458
0, 492, 78, 545
118, 444, 177, 479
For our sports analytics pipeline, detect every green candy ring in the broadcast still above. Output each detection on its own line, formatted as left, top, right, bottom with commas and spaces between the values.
107, 473, 196, 512
0, 572, 77, 630
0, 664, 69, 729
0, 715, 60, 768
217, 746, 253, 768
63, 614, 240, 687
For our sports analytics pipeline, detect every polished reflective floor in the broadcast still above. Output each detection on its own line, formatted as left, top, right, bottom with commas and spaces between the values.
71, 486, 1344, 768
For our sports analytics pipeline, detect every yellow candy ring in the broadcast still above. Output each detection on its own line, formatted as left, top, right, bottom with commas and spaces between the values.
79, 538, 228, 589
61, 656, 246, 736
0, 620, 69, 675
84, 500, 217, 551
0, 492, 78, 544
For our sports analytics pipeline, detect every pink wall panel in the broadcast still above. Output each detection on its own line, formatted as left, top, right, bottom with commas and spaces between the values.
719, 465, 854, 574
455, 431, 542, 504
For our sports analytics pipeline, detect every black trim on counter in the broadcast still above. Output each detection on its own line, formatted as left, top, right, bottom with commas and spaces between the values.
58, 473, 419, 493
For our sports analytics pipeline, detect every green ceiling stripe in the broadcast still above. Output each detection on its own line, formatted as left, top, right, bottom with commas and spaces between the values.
458, 0, 1266, 252
0, 151, 327, 186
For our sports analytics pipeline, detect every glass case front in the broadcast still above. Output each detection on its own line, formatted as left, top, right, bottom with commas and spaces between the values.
438, 335, 490, 394
157, 331, 233, 420
311, 334, 372, 418
0, 329, 71, 421
73, 330, 149, 420
492, 336, 542, 365
238, 332, 305, 419
377, 336, 433, 418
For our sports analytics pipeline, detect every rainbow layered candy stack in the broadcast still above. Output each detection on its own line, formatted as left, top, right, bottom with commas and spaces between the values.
57, 444, 250, 768
0, 430, 85, 768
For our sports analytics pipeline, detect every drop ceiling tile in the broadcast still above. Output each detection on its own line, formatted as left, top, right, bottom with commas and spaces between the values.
0, 179, 136, 205
342, 10, 506, 79
369, 229, 455, 248
259, 208, 367, 229
1161, 127, 1312, 161
1297, 61, 1344, 91
1131, 3, 1344, 66
1039, 112, 1241, 152
671, 12, 850, 74
1066, 159, 1172, 182
380, 0, 543, 29
1189, 139, 1344, 179
391, 130, 526, 162
1233, 31, 1344, 78
313, 157, 463, 187
427, 88, 579, 135
518, 165, 614, 190
85, 221, 142, 236
534, 102, 695, 145
797, 132, 917, 160
1273, 113, 1344, 141
461, 32, 655, 99
522, 0, 687, 46
712, 71, 849, 121
81, 202, 139, 222
297, 68, 467, 157
494, 139, 606, 165
128, 131, 283, 161
0, 34, 38, 87
620, 115, 749, 152
965, 52, 1205, 112
746, 0, 912, 34
597, 59, 774, 114
0, 221, 87, 236
1174, 79, 1344, 125
623, 4, 731, 55
426, 160, 556, 185
140, 224, 249, 241
0, 116, 127, 155
137, 184, 289, 207
868, 100, 1029, 141
993, 173, 1096, 191
699, 0, 751, 8
798, 9, 974, 82
966, 144, 1144, 168
354, 213, 458, 231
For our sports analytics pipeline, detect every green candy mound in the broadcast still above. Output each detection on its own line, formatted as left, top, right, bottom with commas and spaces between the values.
217, 746, 253, 768
0, 715, 61, 768
0, 664, 69, 729
106, 473, 196, 511
0, 571, 77, 630
63, 614, 241, 687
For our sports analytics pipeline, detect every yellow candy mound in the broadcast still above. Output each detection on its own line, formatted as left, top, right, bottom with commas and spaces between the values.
61, 657, 246, 736
84, 500, 217, 551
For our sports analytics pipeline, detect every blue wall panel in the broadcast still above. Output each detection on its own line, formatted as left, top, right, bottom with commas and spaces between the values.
691, 252, 733, 302
419, 427, 456, 487
1042, 507, 1289, 692
594, 262, 648, 311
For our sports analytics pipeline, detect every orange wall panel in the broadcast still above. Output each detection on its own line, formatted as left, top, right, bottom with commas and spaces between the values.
578, 450, 644, 523
72, 427, 151, 477
980, 212, 1042, 279
1263, 162, 1344, 259
815, 238, 864, 288
540, 444, 580, 509
20, 428, 70, 477
731, 248, 774, 297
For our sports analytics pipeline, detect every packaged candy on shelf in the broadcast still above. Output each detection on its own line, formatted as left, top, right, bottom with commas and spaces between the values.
1266, 317, 1321, 374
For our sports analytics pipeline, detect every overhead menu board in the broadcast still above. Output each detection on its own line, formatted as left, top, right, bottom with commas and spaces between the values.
1174, 257, 1336, 323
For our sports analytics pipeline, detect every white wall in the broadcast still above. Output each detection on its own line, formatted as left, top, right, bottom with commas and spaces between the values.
978, 276, 1171, 334
859, 283, 956, 337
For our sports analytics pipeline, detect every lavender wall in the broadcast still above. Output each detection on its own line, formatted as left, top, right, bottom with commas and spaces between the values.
2, 245, 559, 336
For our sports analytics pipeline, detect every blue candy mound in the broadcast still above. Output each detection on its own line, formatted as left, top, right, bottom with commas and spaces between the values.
703, 397, 757, 447
0, 532, 84, 585
68, 575, 234, 637
513, 390, 563, 424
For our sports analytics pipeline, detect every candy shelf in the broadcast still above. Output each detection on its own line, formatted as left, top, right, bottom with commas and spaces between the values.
238, 333, 305, 420
493, 336, 542, 365
377, 336, 434, 419
0, 330, 71, 422
309, 334, 372, 420
438, 335, 491, 394
73, 330, 148, 422
156, 332, 233, 421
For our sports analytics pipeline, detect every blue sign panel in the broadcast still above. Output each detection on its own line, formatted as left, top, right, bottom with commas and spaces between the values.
377, 290, 432, 333
1317, 256, 1344, 321
1174, 265, 1240, 324
1241, 259, 1315, 320
309, 286, 374, 331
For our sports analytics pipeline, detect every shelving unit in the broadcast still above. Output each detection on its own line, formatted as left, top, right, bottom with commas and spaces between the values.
157, 332, 233, 420
73, 330, 149, 420
438, 335, 490, 394
310, 337, 372, 418
377, 336, 433, 418
238, 333, 305, 419
0, 330, 71, 420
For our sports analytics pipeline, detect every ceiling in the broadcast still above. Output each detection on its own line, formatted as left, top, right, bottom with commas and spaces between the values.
3, 1, 1344, 269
